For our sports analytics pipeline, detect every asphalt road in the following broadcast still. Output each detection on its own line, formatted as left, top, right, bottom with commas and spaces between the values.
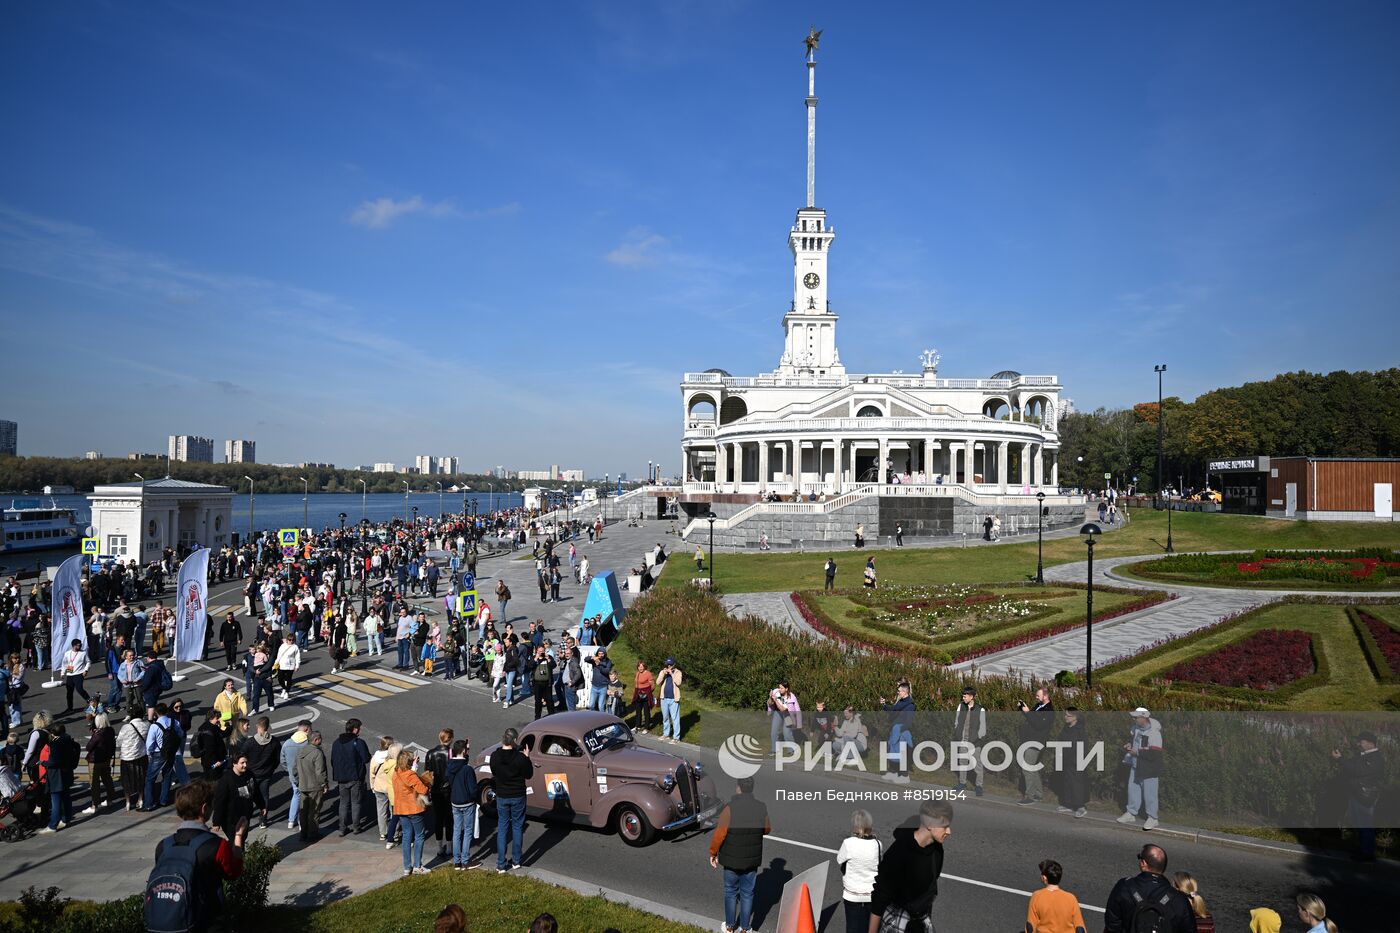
56, 524, 1395, 932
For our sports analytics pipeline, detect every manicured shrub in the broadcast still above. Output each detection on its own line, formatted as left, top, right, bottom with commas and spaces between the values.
1162, 629, 1316, 690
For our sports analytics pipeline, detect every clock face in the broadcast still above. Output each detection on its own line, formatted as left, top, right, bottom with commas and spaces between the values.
803, 272, 820, 289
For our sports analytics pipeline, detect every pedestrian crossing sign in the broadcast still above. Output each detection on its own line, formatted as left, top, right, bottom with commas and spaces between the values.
280, 528, 299, 547
81, 537, 99, 555
457, 589, 478, 618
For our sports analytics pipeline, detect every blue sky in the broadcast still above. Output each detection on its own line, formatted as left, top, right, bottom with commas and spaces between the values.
3, 2, 1398, 475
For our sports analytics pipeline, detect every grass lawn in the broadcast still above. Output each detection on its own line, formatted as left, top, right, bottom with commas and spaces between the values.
656, 511, 1400, 594
1098, 602, 1397, 710
801, 585, 1154, 662
260, 870, 706, 932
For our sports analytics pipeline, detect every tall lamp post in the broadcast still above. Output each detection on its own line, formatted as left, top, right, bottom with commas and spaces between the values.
706, 511, 717, 587
1035, 491, 1046, 584
243, 475, 254, 544
402, 481, 410, 521
436, 482, 444, 521
1153, 363, 1174, 554
359, 478, 367, 523
299, 476, 309, 532
134, 473, 146, 562
359, 519, 369, 616
1080, 522, 1101, 686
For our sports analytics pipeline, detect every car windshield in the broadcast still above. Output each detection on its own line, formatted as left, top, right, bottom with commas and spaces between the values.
582, 723, 634, 754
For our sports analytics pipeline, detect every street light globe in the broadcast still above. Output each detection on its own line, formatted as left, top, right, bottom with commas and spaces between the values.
1079, 522, 1102, 543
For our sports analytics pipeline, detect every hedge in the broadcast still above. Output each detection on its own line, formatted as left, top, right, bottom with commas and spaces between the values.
1349, 606, 1400, 684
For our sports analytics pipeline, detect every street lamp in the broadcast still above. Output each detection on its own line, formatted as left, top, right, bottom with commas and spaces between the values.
359, 519, 370, 616
436, 481, 444, 521
706, 511, 717, 587
243, 476, 254, 543
402, 480, 409, 521
1153, 363, 1175, 551
299, 476, 309, 532
359, 478, 367, 523
134, 473, 146, 561
339, 512, 347, 532
1080, 522, 1101, 687
1035, 490, 1046, 585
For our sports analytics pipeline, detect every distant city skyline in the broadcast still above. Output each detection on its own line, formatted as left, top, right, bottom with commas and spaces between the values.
4, 5, 1398, 471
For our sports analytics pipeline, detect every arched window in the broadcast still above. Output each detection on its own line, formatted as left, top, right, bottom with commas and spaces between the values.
720, 397, 748, 425
856, 405, 884, 418
1023, 396, 1050, 425
982, 398, 1010, 420
687, 394, 717, 424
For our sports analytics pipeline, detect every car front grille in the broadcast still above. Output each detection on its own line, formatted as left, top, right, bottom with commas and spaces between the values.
676, 763, 696, 814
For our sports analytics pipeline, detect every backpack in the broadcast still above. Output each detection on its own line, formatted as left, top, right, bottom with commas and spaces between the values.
531, 659, 551, 686
144, 829, 217, 933
159, 664, 174, 692
155, 722, 180, 766
56, 735, 80, 772
1129, 880, 1175, 933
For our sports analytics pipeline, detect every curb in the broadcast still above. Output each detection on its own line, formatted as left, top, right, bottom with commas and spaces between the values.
523, 866, 717, 930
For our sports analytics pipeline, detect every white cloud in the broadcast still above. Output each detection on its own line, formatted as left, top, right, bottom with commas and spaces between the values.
348, 195, 457, 229
605, 227, 669, 267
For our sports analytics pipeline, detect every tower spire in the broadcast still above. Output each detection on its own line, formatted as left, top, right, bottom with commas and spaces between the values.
804, 26, 821, 207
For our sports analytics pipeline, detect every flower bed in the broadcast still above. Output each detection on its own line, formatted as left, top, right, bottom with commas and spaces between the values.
792, 585, 1173, 665
1124, 549, 1400, 589
1161, 629, 1316, 690
1350, 608, 1400, 682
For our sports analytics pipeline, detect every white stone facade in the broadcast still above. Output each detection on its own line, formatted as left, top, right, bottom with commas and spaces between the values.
679, 43, 1064, 501
88, 477, 233, 561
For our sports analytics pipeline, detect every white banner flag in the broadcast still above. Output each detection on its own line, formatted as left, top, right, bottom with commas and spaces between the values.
51, 554, 87, 674
173, 547, 211, 663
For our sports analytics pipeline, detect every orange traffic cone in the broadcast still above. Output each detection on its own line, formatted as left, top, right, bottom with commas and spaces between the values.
795, 881, 816, 933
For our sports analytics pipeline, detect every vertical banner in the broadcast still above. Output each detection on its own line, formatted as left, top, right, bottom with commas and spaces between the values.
174, 546, 211, 663
51, 554, 87, 673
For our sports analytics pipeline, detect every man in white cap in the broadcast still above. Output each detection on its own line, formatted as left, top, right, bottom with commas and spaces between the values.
1117, 707, 1164, 831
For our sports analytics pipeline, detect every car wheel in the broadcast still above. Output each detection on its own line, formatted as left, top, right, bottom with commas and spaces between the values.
612, 803, 655, 847
478, 782, 497, 818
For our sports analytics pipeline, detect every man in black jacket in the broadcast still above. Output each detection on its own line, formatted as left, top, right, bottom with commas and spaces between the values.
427, 728, 454, 856
709, 777, 771, 933
528, 646, 556, 720
193, 710, 226, 778
489, 727, 533, 873
867, 799, 952, 933
210, 753, 254, 841
243, 716, 280, 827
1016, 686, 1055, 805
1334, 730, 1383, 860
330, 717, 370, 836
1102, 844, 1195, 933
218, 612, 242, 672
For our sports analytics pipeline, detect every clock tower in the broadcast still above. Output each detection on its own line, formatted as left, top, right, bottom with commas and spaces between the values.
778, 29, 843, 377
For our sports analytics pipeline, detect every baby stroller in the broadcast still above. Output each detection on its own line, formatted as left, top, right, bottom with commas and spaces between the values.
0, 764, 43, 841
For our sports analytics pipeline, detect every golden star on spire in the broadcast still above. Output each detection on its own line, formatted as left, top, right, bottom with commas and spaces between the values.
804, 25, 822, 57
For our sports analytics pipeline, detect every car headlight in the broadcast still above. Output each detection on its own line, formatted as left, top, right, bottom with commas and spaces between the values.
691, 761, 705, 777
658, 774, 676, 793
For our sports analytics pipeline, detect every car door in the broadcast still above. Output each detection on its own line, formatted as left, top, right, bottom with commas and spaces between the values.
529, 733, 594, 824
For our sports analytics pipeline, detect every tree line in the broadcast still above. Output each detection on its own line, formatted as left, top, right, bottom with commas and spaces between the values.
1058, 369, 1400, 493
0, 457, 602, 496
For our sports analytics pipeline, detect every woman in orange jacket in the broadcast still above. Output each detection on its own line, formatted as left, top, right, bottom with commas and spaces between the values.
392, 749, 433, 875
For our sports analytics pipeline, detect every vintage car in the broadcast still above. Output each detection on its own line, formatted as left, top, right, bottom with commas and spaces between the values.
474, 710, 720, 846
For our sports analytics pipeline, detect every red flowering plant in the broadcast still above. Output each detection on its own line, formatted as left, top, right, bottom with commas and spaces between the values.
1162, 629, 1317, 691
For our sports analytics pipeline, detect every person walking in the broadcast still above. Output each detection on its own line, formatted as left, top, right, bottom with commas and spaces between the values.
495, 580, 511, 624
210, 753, 255, 842
710, 776, 770, 933
274, 633, 301, 702
293, 730, 329, 844
115, 710, 150, 812
218, 612, 243, 672
192, 710, 226, 778
695, 545, 705, 573
244, 716, 280, 827
1026, 859, 1088, 933
280, 720, 310, 829
447, 738, 480, 870
81, 711, 116, 812
1102, 844, 1194, 933
1333, 729, 1382, 861
331, 717, 370, 836
1016, 686, 1055, 806
836, 808, 881, 933
867, 799, 954, 933
895, 523, 904, 547
951, 686, 987, 796
489, 727, 533, 873
39, 723, 80, 833
1054, 708, 1090, 818
142, 703, 183, 811
1116, 707, 1164, 831
824, 557, 837, 592
60, 639, 91, 713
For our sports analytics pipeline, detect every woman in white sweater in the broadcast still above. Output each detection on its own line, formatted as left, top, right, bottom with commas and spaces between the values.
274, 633, 301, 700
836, 808, 882, 932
